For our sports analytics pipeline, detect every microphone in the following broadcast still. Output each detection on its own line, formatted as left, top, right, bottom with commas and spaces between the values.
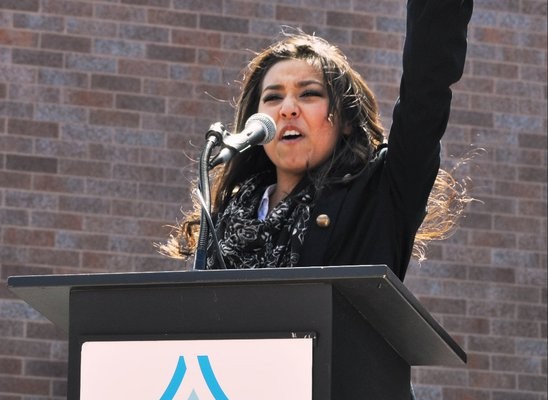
209, 113, 276, 167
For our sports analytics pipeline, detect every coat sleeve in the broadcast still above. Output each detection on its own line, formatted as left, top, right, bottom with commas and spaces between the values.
385, 0, 473, 229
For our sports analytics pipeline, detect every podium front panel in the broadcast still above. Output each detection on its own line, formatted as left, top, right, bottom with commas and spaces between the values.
80, 337, 313, 400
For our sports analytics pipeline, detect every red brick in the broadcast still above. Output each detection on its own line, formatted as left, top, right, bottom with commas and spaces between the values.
144, 79, 194, 98
91, 74, 141, 93
352, 30, 402, 50
95, 4, 146, 22
469, 266, 516, 283
0, 376, 49, 395
469, 371, 516, 389
146, 44, 196, 63
443, 245, 492, 265
87, 143, 140, 163
450, 109, 494, 127
111, 199, 165, 218
52, 379, 67, 397
494, 215, 542, 234
327, 11, 375, 29
517, 304, 548, 322
172, 29, 221, 48
58, 159, 111, 178
116, 94, 166, 113
470, 231, 516, 249
41, 0, 93, 17
118, 59, 169, 78
492, 355, 543, 374
460, 212, 493, 230
517, 234, 547, 252
147, 9, 197, 27
0, 29, 38, 47
0, 0, 39, 11
224, 0, 275, 18
0, 310, 25, 333
113, 164, 164, 182
120, 23, 168, 42
64, 89, 114, 108
472, 60, 519, 79
3, 227, 55, 247
200, 14, 249, 33
492, 320, 540, 338
6, 154, 58, 173
443, 387, 491, 400
89, 109, 140, 128
0, 357, 22, 374
81, 251, 133, 272
66, 18, 117, 37
168, 98, 220, 116
496, 80, 545, 99
27, 248, 80, 267
173, 0, 222, 12
31, 211, 83, 230
417, 367, 468, 386
56, 231, 109, 251
141, 114, 193, 132
0, 339, 51, 358
0, 171, 32, 189
7, 118, 59, 138
40, 33, 91, 53
468, 335, 515, 354
519, 133, 547, 149
521, 0, 548, 15
467, 300, 516, 319
25, 359, 67, 378
58, 195, 110, 214
473, 27, 519, 46
466, 352, 491, 370
519, 98, 547, 115
418, 297, 466, 315
33, 175, 84, 193
11, 48, 63, 68
518, 374, 548, 392
442, 315, 490, 335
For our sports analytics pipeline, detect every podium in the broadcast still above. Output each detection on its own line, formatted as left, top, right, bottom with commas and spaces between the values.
8, 265, 466, 399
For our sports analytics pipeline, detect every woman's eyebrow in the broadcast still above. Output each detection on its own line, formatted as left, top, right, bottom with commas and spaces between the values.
262, 80, 324, 93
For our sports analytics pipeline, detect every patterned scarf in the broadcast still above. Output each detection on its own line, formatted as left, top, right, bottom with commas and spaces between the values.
207, 175, 313, 269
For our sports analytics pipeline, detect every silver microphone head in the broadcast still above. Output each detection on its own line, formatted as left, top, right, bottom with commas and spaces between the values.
245, 113, 276, 145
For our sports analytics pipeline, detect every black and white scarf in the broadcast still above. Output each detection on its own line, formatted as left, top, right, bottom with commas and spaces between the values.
206, 175, 313, 269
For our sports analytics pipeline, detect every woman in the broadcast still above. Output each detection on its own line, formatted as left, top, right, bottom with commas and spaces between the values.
162, 0, 474, 282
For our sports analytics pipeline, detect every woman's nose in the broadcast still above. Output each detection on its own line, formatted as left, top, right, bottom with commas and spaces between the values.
280, 97, 300, 118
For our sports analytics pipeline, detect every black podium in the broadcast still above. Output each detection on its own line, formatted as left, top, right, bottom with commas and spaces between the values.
8, 265, 466, 399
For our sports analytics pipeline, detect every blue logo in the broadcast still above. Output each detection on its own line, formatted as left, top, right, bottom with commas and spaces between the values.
160, 355, 229, 400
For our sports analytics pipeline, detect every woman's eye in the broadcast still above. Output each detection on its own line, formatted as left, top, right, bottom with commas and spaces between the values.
301, 90, 322, 98
262, 94, 281, 103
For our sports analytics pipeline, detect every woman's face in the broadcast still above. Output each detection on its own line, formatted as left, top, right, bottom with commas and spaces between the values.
258, 58, 340, 186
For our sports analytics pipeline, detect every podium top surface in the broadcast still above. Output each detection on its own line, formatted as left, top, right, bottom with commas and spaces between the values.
7, 264, 466, 366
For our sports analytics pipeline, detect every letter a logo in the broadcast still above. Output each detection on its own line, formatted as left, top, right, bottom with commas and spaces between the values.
160, 355, 229, 400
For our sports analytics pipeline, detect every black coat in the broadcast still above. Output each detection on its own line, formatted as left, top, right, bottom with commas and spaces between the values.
298, 0, 473, 281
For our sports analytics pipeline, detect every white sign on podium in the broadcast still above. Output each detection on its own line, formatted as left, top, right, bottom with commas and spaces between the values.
80, 337, 313, 400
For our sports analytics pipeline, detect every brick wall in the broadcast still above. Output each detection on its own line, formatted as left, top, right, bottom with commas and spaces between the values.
0, 0, 546, 398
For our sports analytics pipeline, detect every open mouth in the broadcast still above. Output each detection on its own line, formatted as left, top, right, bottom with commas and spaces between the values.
281, 130, 302, 141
